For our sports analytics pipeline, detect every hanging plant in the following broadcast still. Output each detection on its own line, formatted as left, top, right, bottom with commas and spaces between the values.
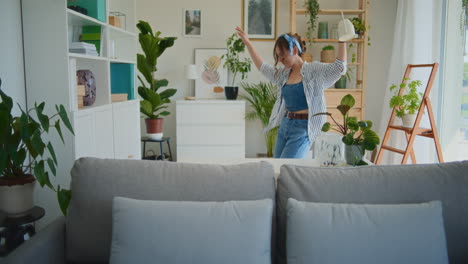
304, 0, 320, 49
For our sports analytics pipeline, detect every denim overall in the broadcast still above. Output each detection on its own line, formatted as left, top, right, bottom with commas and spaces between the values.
274, 82, 312, 158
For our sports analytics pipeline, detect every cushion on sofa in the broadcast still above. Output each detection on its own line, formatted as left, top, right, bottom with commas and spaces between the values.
286, 198, 448, 264
66, 158, 276, 263
276, 161, 468, 264
110, 197, 273, 264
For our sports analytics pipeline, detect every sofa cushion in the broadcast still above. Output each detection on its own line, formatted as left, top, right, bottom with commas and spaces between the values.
277, 161, 468, 264
66, 158, 276, 263
286, 199, 448, 264
110, 197, 273, 264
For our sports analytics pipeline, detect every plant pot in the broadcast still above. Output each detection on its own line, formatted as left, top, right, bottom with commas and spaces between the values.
317, 22, 329, 39
225, 86, 238, 100
302, 52, 313, 62
401, 113, 417, 128
0, 175, 36, 217
321, 50, 336, 63
145, 118, 163, 140
345, 144, 365, 165
335, 75, 347, 88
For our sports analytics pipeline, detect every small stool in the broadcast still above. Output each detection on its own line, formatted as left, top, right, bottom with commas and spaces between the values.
141, 137, 173, 161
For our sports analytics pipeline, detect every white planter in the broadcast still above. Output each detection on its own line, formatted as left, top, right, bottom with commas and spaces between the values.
401, 114, 417, 128
147, 133, 163, 140
0, 180, 36, 217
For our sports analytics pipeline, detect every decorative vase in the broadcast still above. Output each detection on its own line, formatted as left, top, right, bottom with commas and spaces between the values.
335, 75, 347, 88
225, 86, 238, 100
302, 52, 313, 62
145, 118, 163, 140
321, 50, 336, 63
77, 70, 96, 106
0, 175, 36, 217
318, 22, 329, 39
345, 144, 365, 165
401, 113, 417, 128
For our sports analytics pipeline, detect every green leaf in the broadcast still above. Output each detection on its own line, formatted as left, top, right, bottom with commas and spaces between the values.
337, 105, 351, 117
47, 142, 57, 164
362, 129, 380, 151
342, 133, 354, 145
35, 102, 49, 132
0, 88, 13, 112
140, 100, 154, 119
0, 150, 7, 175
0, 110, 11, 144
137, 54, 153, 85
159, 111, 170, 116
321, 122, 331, 132
55, 120, 64, 143
11, 148, 26, 167
57, 105, 74, 135
137, 20, 154, 36
356, 159, 368, 166
34, 160, 53, 189
57, 186, 72, 216
340, 94, 355, 108
348, 118, 359, 131
159, 88, 177, 100
154, 79, 169, 90
31, 129, 45, 156
47, 158, 56, 176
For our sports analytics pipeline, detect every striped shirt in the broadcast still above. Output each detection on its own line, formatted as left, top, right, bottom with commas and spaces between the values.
260, 59, 346, 143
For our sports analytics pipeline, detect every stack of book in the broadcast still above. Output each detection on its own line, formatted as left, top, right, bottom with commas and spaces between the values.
69, 42, 98, 56
77, 85, 85, 108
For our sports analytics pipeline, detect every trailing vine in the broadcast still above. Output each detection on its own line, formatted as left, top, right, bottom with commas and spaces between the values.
304, 0, 320, 49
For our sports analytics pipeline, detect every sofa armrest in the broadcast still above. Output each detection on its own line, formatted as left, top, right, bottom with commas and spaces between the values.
3, 216, 66, 264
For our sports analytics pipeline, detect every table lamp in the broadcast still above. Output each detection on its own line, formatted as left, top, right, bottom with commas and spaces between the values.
185, 64, 198, 99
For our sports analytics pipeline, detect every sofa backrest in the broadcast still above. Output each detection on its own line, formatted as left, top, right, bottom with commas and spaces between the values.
276, 161, 468, 264
66, 158, 276, 264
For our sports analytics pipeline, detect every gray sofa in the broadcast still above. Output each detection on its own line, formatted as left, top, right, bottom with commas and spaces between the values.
4, 158, 468, 264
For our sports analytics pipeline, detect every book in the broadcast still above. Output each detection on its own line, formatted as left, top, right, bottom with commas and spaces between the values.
70, 42, 96, 49
111, 93, 128, 102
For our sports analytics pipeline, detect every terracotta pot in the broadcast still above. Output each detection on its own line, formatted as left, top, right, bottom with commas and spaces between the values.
321, 50, 336, 63
302, 52, 313, 62
145, 118, 164, 140
0, 175, 36, 217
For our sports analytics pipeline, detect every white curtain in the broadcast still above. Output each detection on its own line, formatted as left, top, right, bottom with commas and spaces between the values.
377, 0, 442, 164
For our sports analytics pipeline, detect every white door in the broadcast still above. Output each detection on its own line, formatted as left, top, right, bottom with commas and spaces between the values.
73, 110, 96, 159
112, 100, 141, 159
94, 105, 115, 158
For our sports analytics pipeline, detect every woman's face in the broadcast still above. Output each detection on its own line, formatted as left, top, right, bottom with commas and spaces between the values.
276, 47, 295, 68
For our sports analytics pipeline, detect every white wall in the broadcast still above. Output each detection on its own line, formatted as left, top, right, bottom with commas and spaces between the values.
0, 0, 26, 112
137, 0, 397, 158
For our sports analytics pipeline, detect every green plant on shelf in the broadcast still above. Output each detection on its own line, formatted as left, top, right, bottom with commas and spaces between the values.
389, 78, 423, 118
322, 45, 335, 51
304, 0, 320, 49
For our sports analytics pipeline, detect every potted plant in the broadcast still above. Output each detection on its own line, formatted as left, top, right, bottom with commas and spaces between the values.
334, 67, 353, 89
0, 79, 74, 216
389, 78, 423, 128
137, 21, 177, 140
350, 17, 371, 46
321, 45, 336, 63
313, 94, 380, 165
239, 82, 278, 157
222, 33, 252, 100
303, 0, 320, 60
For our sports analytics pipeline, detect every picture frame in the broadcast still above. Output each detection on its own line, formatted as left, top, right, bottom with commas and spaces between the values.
314, 133, 345, 166
242, 0, 277, 40
194, 48, 228, 99
183, 9, 202, 37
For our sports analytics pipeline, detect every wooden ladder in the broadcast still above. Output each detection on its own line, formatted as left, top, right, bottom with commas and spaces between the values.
375, 63, 444, 164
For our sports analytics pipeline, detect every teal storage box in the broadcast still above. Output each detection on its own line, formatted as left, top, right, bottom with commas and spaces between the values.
111, 63, 135, 100
68, 0, 106, 22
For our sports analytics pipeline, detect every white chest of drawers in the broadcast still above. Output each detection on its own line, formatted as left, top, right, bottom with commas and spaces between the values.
176, 100, 246, 161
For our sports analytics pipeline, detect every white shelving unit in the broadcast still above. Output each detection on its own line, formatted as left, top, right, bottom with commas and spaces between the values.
22, 0, 141, 166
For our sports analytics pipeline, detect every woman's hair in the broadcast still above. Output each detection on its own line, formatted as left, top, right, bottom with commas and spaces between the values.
273, 33, 306, 68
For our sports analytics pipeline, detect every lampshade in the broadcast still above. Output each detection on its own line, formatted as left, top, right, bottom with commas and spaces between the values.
185, 64, 199, 80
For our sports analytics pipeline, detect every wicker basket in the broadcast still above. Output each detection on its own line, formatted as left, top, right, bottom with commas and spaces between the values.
301, 52, 313, 62
320, 50, 336, 63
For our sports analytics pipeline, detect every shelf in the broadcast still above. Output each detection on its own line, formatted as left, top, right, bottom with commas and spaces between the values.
110, 58, 136, 64
325, 89, 362, 92
296, 9, 365, 15
67, 9, 106, 27
307, 38, 364, 43
108, 25, 137, 38
69, 53, 108, 61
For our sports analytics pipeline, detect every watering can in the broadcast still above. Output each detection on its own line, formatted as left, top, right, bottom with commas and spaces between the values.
337, 11, 356, 42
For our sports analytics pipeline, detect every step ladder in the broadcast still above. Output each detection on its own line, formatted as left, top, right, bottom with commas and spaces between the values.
375, 63, 444, 165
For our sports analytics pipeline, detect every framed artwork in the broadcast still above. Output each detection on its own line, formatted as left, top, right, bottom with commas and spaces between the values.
242, 0, 277, 40
183, 9, 202, 37
194, 49, 228, 99
314, 133, 345, 166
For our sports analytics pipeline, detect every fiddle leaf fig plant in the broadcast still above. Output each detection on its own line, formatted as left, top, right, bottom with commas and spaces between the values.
222, 33, 252, 86
313, 94, 380, 164
0, 78, 74, 215
137, 21, 177, 119
389, 78, 423, 118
